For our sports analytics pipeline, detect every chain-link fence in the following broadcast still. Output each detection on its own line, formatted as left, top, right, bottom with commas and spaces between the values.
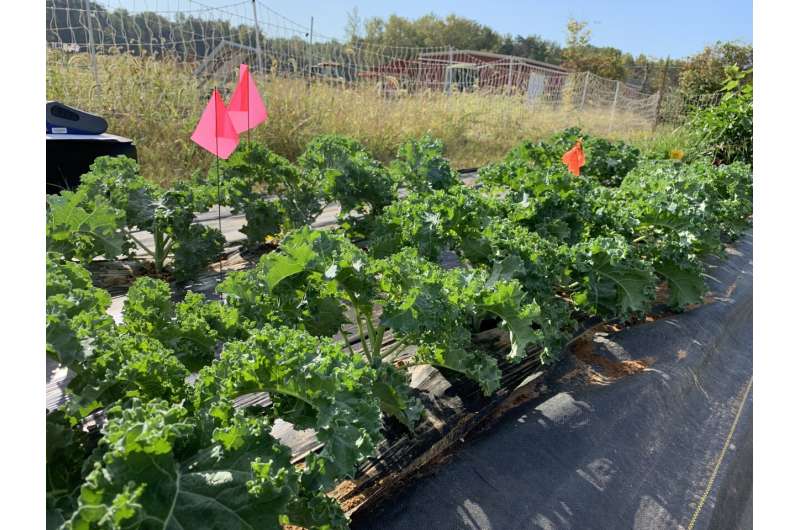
50, 0, 725, 182
47, 0, 690, 132
658, 89, 722, 124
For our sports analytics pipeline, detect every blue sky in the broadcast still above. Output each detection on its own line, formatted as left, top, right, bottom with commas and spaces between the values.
114, 0, 753, 58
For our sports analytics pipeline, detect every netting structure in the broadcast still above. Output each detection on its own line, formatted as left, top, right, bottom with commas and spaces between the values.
46, 0, 684, 133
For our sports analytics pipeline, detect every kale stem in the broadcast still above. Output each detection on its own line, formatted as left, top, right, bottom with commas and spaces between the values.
365, 317, 379, 356
162, 237, 175, 257
345, 288, 374, 361
122, 228, 157, 259
339, 326, 357, 356
352, 306, 371, 362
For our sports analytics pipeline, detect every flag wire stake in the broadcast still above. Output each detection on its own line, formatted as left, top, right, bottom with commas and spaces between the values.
247, 65, 251, 144
214, 86, 223, 280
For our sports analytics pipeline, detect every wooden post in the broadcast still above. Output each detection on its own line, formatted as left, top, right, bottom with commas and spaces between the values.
652, 56, 670, 131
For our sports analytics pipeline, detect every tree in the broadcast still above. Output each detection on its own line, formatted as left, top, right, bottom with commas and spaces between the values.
679, 41, 753, 100
363, 17, 386, 44
623, 56, 686, 93
496, 35, 562, 64
440, 14, 501, 50
361, 13, 502, 50
561, 19, 628, 79
565, 18, 591, 49
345, 7, 363, 44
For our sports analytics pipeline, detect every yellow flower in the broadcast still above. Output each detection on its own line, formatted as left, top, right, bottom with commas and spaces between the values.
669, 149, 685, 160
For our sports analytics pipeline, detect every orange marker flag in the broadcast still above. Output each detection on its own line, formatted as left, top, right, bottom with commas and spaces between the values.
227, 64, 268, 134
191, 89, 239, 159
561, 139, 585, 176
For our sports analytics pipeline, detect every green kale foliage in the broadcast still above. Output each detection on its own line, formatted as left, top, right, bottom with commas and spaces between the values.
46, 127, 752, 529
482, 127, 640, 188
686, 67, 753, 165
46, 156, 225, 280
389, 134, 460, 192
203, 142, 325, 248
47, 261, 383, 528
46, 254, 114, 368
298, 135, 397, 229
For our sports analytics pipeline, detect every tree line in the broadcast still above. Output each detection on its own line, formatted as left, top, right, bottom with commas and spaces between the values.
346, 9, 752, 97
47, 1, 752, 100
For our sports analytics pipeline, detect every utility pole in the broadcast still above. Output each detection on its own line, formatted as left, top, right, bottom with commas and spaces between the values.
251, 0, 264, 73
652, 56, 670, 130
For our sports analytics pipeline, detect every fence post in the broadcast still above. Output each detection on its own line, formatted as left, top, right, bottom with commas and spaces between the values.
579, 71, 590, 110
83, 0, 100, 89
307, 16, 314, 78
608, 80, 620, 132
652, 56, 670, 131
507, 58, 514, 93
445, 45, 454, 94
526, 72, 535, 105
251, 0, 264, 73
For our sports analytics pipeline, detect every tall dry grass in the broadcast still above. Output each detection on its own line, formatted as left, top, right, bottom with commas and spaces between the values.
47, 51, 676, 186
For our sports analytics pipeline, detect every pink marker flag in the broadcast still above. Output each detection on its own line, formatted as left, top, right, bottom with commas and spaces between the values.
227, 64, 268, 134
191, 89, 239, 159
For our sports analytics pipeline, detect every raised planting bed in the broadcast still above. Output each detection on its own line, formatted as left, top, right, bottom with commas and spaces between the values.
46, 129, 752, 529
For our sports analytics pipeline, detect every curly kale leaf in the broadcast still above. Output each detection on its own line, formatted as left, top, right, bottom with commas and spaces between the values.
170, 222, 225, 281
374, 250, 502, 394
390, 134, 459, 192
78, 155, 164, 229
65, 400, 302, 530
66, 332, 190, 418
123, 277, 241, 370
208, 142, 324, 247
571, 236, 657, 318
193, 326, 383, 489
47, 411, 92, 529
371, 363, 424, 430
298, 135, 396, 223
367, 185, 496, 261
46, 256, 114, 368
46, 189, 127, 263
653, 260, 707, 309
218, 228, 368, 336
473, 218, 569, 296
